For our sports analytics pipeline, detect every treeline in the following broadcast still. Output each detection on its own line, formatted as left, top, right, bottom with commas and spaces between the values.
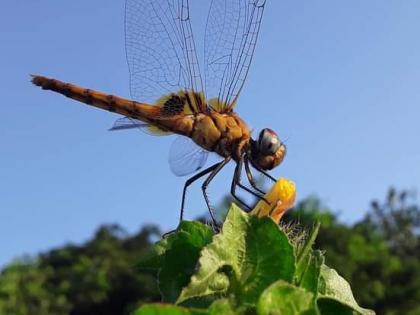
283, 189, 420, 315
0, 188, 419, 315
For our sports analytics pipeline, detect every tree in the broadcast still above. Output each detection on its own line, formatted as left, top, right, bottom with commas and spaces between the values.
0, 224, 161, 315
283, 189, 420, 315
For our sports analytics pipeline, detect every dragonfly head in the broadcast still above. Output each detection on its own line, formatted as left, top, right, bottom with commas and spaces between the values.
249, 128, 286, 170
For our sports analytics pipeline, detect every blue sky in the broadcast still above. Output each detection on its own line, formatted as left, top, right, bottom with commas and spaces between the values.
1, 0, 419, 267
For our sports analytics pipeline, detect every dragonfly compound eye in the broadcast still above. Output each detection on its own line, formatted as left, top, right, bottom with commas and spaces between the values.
258, 128, 281, 155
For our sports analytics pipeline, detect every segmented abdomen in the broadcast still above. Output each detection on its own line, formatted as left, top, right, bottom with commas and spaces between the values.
31, 75, 195, 136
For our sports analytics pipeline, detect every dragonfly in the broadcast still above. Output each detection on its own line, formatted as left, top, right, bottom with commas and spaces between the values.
32, 0, 286, 228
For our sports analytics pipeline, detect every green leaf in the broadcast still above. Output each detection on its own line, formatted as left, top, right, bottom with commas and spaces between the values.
317, 299, 356, 315
134, 300, 239, 315
257, 280, 315, 315
177, 204, 295, 305
208, 299, 237, 315
300, 250, 324, 294
134, 304, 207, 315
318, 265, 375, 315
135, 237, 169, 276
295, 222, 321, 285
137, 221, 214, 303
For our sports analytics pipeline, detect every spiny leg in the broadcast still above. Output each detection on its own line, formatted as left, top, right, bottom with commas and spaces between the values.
236, 157, 267, 199
202, 157, 231, 229
162, 163, 222, 238
179, 162, 222, 222
231, 161, 253, 211
244, 155, 266, 195
246, 155, 277, 182
231, 158, 268, 211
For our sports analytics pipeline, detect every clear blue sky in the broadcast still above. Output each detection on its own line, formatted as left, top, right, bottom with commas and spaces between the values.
1, 0, 419, 267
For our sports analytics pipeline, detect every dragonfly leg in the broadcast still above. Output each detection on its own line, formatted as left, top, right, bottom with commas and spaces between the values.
244, 155, 267, 195
202, 157, 231, 229
231, 158, 269, 211
246, 155, 277, 183
180, 162, 222, 222
230, 161, 253, 211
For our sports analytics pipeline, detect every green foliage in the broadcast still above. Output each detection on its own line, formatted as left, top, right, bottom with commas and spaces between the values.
1, 188, 418, 314
318, 265, 372, 315
136, 205, 374, 315
0, 225, 161, 315
137, 221, 214, 303
178, 205, 295, 305
284, 189, 420, 315
0, 259, 70, 315
257, 280, 314, 315
135, 304, 207, 315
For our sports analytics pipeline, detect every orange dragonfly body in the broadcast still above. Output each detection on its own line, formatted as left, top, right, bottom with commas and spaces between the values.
32, 0, 286, 227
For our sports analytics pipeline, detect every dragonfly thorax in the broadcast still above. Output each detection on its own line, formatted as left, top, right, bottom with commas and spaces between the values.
188, 112, 249, 159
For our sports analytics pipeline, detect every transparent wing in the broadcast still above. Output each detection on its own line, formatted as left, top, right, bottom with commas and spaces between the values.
109, 117, 171, 136
109, 117, 148, 131
204, 0, 267, 112
125, 0, 204, 108
168, 136, 209, 176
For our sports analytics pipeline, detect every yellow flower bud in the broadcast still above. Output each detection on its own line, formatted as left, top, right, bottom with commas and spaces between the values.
250, 178, 296, 224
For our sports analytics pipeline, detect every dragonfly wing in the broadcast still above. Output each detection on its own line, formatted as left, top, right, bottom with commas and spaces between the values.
125, 0, 205, 111
109, 117, 171, 136
168, 136, 209, 177
204, 0, 267, 112
109, 117, 147, 131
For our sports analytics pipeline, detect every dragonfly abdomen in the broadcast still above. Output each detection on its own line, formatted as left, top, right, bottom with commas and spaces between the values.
31, 75, 197, 136
31, 75, 160, 120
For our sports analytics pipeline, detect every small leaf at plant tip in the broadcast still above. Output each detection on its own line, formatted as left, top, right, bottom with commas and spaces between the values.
295, 222, 321, 285
177, 204, 295, 305
257, 280, 315, 315
297, 250, 324, 298
134, 304, 207, 315
318, 265, 375, 315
